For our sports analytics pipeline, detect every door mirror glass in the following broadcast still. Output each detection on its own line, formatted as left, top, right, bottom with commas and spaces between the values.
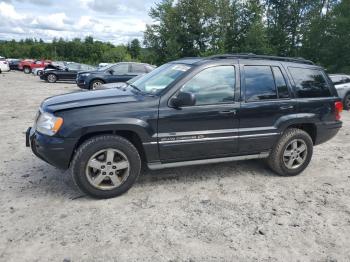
170, 92, 196, 108
108, 69, 114, 75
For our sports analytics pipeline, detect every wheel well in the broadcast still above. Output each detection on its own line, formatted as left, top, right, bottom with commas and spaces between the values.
90, 78, 105, 85
72, 130, 146, 164
286, 123, 317, 144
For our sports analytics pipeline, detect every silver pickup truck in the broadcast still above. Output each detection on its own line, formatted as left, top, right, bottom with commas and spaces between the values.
330, 74, 350, 110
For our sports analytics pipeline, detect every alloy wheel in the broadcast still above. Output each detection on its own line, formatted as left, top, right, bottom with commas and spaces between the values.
283, 139, 308, 170
85, 148, 130, 190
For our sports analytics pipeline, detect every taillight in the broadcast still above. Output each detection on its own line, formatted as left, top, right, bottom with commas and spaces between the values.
335, 101, 343, 120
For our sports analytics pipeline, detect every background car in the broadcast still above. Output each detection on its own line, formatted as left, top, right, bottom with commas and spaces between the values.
0, 57, 10, 73
19, 59, 52, 74
330, 74, 350, 110
7, 58, 21, 70
98, 74, 145, 90
40, 62, 96, 83
32, 61, 68, 76
76, 62, 155, 89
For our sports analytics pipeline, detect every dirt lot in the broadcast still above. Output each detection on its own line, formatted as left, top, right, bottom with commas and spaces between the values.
0, 71, 349, 262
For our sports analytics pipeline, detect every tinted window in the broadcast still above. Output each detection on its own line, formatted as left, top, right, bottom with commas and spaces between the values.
67, 63, 81, 70
181, 66, 235, 106
245, 66, 277, 102
343, 77, 350, 84
289, 67, 331, 98
131, 64, 146, 73
111, 64, 129, 75
272, 67, 289, 98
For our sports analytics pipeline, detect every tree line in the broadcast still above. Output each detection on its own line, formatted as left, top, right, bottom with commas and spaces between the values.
0, 0, 349, 73
0, 36, 143, 66
144, 0, 350, 73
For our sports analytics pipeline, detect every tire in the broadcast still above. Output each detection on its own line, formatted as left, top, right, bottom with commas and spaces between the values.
267, 128, 313, 176
71, 135, 141, 199
47, 73, 57, 83
343, 93, 350, 110
37, 70, 43, 76
89, 79, 104, 90
23, 67, 31, 74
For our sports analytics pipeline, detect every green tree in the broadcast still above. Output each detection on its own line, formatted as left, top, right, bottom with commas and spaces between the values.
128, 39, 142, 59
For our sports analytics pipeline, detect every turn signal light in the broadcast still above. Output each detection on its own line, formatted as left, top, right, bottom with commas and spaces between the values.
335, 101, 343, 121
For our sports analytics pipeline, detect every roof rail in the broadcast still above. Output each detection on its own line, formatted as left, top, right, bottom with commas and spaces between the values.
208, 53, 314, 65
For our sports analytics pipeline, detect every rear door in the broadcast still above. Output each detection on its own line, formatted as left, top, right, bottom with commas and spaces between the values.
238, 61, 297, 154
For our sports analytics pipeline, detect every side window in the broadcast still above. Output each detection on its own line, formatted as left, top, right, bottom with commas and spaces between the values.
272, 66, 290, 98
330, 76, 343, 85
343, 77, 350, 84
131, 64, 146, 73
180, 66, 235, 106
289, 67, 331, 98
111, 64, 129, 75
245, 66, 277, 102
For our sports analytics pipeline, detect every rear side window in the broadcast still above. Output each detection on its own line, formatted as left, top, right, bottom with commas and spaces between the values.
131, 64, 146, 73
244, 66, 277, 102
289, 67, 331, 98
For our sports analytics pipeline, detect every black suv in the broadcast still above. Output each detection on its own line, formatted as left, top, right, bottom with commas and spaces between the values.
26, 54, 343, 198
76, 62, 155, 90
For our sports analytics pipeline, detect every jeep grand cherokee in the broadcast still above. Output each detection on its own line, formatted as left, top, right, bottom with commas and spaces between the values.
26, 54, 343, 198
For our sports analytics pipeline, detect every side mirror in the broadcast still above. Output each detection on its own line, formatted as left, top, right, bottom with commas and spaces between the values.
170, 92, 196, 108
108, 69, 114, 75
65, 68, 69, 71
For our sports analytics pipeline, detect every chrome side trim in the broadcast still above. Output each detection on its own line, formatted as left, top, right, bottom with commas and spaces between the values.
147, 152, 270, 170
143, 132, 279, 145
159, 135, 239, 144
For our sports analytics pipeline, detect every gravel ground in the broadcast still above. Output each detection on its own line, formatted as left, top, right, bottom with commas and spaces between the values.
0, 71, 350, 262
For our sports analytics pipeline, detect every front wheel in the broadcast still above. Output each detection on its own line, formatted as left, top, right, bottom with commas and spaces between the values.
47, 73, 57, 83
23, 67, 31, 74
71, 135, 141, 198
90, 80, 104, 90
267, 128, 313, 176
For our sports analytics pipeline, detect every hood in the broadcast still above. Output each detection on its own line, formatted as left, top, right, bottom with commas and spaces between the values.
41, 87, 142, 112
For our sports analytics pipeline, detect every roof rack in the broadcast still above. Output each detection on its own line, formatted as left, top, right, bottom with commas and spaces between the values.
208, 53, 314, 65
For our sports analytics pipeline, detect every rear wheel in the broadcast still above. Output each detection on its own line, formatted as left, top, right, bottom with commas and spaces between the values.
267, 128, 313, 176
23, 67, 31, 74
71, 135, 141, 199
90, 79, 104, 90
47, 73, 57, 83
343, 93, 350, 110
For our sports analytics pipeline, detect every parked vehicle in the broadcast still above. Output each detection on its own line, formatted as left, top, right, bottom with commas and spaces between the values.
329, 74, 350, 110
76, 62, 155, 90
19, 59, 52, 74
7, 59, 21, 70
40, 63, 96, 83
98, 74, 145, 90
0, 57, 10, 73
32, 61, 68, 76
26, 54, 343, 198
98, 63, 113, 68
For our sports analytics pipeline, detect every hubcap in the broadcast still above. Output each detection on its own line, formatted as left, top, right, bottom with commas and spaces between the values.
283, 139, 308, 169
92, 81, 102, 89
48, 75, 56, 82
85, 148, 130, 190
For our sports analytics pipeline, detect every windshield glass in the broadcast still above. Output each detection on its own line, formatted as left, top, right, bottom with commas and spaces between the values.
132, 63, 192, 94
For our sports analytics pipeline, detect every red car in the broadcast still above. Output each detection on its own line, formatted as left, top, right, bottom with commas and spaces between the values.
19, 59, 52, 74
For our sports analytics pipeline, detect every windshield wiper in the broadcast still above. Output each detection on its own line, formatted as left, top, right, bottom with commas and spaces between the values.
128, 84, 143, 93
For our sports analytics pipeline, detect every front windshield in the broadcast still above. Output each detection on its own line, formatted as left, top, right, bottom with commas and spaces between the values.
132, 63, 192, 94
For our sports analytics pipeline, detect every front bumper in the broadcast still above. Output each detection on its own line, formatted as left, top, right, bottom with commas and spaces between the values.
26, 127, 76, 170
76, 76, 89, 89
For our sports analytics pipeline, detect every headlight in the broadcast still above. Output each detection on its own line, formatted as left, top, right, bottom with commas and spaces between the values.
80, 73, 90, 77
36, 112, 63, 136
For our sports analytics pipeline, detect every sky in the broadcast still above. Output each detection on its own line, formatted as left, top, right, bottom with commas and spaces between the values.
0, 0, 156, 44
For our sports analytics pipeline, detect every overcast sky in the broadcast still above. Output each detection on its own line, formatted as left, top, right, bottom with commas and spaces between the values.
0, 0, 156, 44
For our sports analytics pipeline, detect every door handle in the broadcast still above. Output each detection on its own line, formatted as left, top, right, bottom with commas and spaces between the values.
280, 105, 294, 110
219, 109, 237, 115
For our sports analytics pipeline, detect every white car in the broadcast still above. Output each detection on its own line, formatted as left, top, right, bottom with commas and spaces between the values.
32, 67, 45, 75
330, 74, 350, 110
0, 58, 10, 73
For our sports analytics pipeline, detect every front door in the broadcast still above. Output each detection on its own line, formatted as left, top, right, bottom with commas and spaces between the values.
108, 63, 132, 83
157, 65, 240, 162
